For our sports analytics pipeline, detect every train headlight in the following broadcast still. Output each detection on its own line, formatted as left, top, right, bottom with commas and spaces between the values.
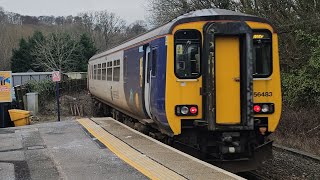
261, 105, 269, 113
181, 106, 189, 115
175, 105, 198, 116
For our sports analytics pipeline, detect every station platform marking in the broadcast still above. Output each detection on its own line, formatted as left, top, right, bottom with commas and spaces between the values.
78, 118, 243, 180
77, 118, 186, 180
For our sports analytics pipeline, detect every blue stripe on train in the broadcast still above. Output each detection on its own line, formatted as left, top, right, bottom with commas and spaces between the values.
123, 37, 169, 126
149, 37, 168, 125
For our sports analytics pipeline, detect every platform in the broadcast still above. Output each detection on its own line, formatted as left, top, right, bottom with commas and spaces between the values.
0, 118, 243, 180
78, 117, 243, 180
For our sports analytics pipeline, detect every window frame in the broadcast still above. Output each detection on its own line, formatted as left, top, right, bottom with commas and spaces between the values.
94, 64, 97, 80
174, 29, 202, 79
113, 59, 120, 82
107, 61, 113, 81
102, 63, 107, 80
97, 64, 102, 80
252, 29, 273, 78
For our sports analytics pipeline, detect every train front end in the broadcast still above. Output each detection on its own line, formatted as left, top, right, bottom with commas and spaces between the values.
165, 15, 282, 172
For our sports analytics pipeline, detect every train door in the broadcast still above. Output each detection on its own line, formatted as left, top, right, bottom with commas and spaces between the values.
203, 22, 254, 130
144, 46, 152, 117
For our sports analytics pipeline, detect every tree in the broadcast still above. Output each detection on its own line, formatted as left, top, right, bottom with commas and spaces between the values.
77, 33, 98, 72
11, 31, 45, 72
79, 10, 126, 50
147, 0, 238, 26
124, 20, 148, 39
32, 32, 80, 72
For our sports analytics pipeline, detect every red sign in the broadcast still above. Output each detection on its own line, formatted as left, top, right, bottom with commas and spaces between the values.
52, 71, 61, 82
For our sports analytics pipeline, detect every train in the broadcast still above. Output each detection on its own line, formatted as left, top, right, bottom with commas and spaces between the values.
88, 9, 282, 172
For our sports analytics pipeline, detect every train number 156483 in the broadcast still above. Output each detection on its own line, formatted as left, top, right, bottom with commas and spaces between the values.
254, 92, 272, 97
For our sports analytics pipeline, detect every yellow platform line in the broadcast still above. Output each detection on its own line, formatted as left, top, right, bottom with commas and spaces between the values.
77, 118, 186, 180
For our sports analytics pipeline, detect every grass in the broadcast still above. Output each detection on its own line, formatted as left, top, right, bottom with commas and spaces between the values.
272, 105, 320, 156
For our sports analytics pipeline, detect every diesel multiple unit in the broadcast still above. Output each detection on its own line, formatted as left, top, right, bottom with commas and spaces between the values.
88, 9, 282, 172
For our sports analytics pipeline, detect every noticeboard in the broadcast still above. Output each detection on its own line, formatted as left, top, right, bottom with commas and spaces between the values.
0, 71, 12, 103
52, 71, 61, 82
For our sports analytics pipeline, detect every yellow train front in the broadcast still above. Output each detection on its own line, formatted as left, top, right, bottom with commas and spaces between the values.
88, 9, 281, 172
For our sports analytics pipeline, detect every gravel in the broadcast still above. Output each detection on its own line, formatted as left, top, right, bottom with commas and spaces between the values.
253, 148, 320, 180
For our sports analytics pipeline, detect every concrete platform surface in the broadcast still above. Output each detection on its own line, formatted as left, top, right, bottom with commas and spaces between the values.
78, 118, 244, 180
0, 120, 147, 180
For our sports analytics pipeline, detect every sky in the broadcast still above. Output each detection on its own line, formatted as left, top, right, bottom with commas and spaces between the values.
0, 0, 147, 24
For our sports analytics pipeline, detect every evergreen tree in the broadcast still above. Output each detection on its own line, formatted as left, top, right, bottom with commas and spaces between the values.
11, 31, 45, 72
77, 33, 98, 72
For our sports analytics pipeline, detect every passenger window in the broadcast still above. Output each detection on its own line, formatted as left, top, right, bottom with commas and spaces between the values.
113, 59, 120, 82
253, 31, 272, 77
91, 65, 94, 79
98, 64, 102, 80
94, 64, 97, 80
174, 30, 201, 79
107, 62, 112, 81
151, 48, 157, 77
102, 63, 106, 80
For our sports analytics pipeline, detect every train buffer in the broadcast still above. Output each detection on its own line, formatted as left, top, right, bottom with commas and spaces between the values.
0, 118, 244, 180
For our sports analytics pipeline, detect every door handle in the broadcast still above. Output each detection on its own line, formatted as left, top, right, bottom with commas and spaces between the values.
233, 77, 240, 82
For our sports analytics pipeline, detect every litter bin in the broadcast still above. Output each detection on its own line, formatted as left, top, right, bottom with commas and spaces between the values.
0, 103, 14, 128
8, 109, 30, 127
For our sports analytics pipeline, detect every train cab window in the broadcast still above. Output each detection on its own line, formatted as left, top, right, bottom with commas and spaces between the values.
94, 64, 97, 80
174, 30, 201, 79
253, 32, 272, 77
107, 61, 112, 81
102, 63, 106, 80
98, 64, 102, 80
113, 59, 120, 82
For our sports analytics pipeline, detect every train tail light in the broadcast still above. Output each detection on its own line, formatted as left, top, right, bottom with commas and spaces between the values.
190, 107, 198, 114
175, 105, 198, 116
254, 103, 274, 114
254, 105, 261, 113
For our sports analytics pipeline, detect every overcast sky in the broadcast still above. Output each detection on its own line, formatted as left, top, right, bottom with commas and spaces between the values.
0, 0, 147, 23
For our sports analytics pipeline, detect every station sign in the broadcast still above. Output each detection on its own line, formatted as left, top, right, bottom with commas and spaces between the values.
52, 71, 61, 82
0, 71, 13, 103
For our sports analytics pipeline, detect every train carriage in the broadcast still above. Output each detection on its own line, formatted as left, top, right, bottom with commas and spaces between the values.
88, 9, 282, 172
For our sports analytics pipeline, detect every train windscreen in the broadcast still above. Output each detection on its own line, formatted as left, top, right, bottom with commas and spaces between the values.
253, 32, 272, 77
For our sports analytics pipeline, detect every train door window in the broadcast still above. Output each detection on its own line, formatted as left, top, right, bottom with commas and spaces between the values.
107, 61, 112, 81
174, 30, 201, 79
151, 48, 157, 77
113, 59, 120, 82
253, 31, 272, 77
98, 64, 102, 80
102, 63, 106, 80
94, 64, 97, 80
123, 56, 128, 82
147, 51, 151, 83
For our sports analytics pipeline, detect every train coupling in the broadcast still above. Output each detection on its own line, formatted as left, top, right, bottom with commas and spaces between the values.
220, 132, 242, 154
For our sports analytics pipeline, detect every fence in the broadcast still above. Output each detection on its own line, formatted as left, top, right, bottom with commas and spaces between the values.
14, 78, 87, 110
12, 72, 52, 87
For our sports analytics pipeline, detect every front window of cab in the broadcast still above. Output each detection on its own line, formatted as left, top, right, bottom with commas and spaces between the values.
174, 30, 201, 79
253, 31, 272, 77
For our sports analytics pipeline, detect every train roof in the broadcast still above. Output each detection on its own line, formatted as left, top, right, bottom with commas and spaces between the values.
90, 8, 271, 61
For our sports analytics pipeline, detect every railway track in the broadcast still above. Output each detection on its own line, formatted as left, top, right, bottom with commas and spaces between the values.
237, 171, 269, 180
272, 144, 320, 163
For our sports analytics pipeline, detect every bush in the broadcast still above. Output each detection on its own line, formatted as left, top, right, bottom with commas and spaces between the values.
281, 30, 320, 108
25, 79, 56, 106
